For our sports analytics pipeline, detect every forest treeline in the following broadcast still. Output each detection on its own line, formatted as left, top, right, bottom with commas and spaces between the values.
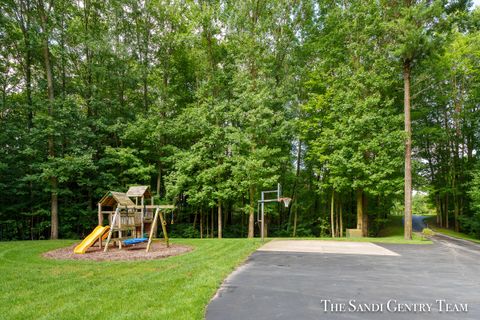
0, 0, 479, 240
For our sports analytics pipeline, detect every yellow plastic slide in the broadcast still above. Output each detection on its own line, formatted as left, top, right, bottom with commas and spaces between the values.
74, 225, 110, 254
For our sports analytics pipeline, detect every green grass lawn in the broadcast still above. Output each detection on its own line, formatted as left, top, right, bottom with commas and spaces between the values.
0, 239, 261, 320
424, 216, 480, 244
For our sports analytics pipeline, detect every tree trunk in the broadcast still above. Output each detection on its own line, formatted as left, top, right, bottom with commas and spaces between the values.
459, 196, 463, 229
330, 190, 335, 238
241, 204, 245, 237
206, 209, 209, 238
454, 197, 459, 232
445, 193, 449, 229
362, 192, 368, 237
27, 20, 34, 240
292, 205, 298, 237
452, 164, 459, 232
38, 0, 58, 240
356, 189, 363, 235
439, 195, 444, 228
248, 186, 255, 238
200, 211, 203, 239
403, 60, 413, 240
335, 198, 340, 237
453, 74, 462, 233
264, 216, 268, 238
50, 177, 58, 239
193, 211, 198, 230
435, 193, 440, 226
339, 201, 343, 237
211, 207, 214, 238
217, 201, 222, 239
288, 139, 302, 233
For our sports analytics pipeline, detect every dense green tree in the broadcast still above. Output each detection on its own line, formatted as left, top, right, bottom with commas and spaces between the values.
302, 1, 404, 237
0, 0, 478, 241
382, 0, 470, 239
414, 14, 480, 233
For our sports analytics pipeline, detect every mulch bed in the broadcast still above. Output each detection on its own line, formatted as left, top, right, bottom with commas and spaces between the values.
42, 241, 193, 261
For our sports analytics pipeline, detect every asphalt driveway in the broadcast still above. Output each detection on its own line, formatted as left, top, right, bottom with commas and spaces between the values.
207, 236, 480, 320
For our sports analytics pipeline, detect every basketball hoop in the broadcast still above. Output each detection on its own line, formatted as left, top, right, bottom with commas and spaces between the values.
278, 197, 292, 208
258, 184, 292, 242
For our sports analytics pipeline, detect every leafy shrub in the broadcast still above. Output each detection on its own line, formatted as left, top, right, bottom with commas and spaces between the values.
422, 228, 435, 236
169, 224, 199, 238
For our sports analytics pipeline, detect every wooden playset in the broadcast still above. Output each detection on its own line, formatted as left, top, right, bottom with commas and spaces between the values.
74, 186, 174, 254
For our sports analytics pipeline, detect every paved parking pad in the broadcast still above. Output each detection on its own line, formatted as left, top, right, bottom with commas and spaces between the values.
207, 239, 480, 320
258, 240, 400, 256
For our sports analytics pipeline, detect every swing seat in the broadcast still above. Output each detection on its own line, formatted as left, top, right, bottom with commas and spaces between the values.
123, 238, 148, 246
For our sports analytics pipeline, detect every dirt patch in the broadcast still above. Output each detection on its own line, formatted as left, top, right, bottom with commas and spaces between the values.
43, 241, 193, 262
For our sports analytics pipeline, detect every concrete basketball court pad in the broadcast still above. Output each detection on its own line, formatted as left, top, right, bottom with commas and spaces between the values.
258, 240, 400, 256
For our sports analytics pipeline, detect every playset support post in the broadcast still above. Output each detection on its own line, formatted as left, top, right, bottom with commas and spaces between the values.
97, 203, 103, 248
146, 207, 171, 252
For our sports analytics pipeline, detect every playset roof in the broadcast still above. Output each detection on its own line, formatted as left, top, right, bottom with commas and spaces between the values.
126, 185, 151, 198
98, 191, 135, 207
